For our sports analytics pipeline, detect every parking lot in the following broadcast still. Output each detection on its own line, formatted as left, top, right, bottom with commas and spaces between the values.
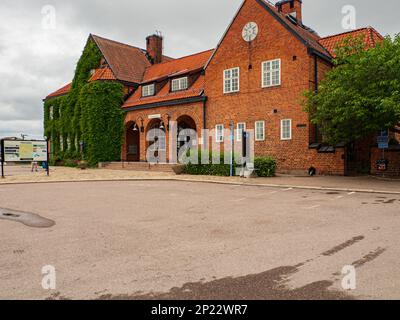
1, 180, 399, 300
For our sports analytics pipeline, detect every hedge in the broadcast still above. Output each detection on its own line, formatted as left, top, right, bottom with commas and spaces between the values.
254, 157, 277, 177
183, 153, 277, 177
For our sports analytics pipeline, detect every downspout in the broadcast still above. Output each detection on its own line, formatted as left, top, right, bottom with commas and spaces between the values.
314, 55, 319, 143
203, 96, 207, 130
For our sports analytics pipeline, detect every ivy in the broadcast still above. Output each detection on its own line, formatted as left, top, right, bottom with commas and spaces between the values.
79, 81, 125, 167
43, 37, 125, 166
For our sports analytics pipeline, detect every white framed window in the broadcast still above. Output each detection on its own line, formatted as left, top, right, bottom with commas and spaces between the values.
237, 122, 246, 142
281, 119, 292, 140
223, 67, 240, 93
255, 121, 265, 141
262, 59, 281, 87
171, 77, 188, 92
216, 124, 224, 143
142, 84, 155, 97
49, 106, 54, 120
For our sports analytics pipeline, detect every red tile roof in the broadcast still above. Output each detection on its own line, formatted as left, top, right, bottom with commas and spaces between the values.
124, 75, 205, 108
257, 1, 332, 58
45, 83, 71, 100
91, 34, 152, 84
89, 67, 117, 81
143, 49, 213, 83
319, 27, 384, 57
123, 50, 213, 108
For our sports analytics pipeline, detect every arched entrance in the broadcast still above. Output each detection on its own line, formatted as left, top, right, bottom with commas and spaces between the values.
126, 122, 140, 162
177, 115, 197, 155
146, 119, 167, 163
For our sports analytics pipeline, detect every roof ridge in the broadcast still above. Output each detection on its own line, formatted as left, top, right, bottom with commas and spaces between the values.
91, 34, 146, 52
319, 27, 373, 40
145, 49, 214, 70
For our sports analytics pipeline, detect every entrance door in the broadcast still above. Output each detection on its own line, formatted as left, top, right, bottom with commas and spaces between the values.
126, 123, 140, 162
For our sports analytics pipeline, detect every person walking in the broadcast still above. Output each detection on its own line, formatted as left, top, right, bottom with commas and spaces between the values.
31, 161, 38, 172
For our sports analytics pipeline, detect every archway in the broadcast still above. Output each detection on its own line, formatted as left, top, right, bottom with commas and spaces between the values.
177, 115, 197, 156
125, 122, 140, 162
146, 119, 167, 162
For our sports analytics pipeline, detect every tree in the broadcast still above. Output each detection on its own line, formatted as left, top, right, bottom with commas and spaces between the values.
304, 34, 400, 145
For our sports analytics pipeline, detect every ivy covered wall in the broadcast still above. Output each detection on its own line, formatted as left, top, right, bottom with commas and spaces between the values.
43, 37, 125, 166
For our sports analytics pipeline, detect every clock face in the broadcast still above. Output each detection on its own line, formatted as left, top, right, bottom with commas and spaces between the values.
242, 22, 259, 42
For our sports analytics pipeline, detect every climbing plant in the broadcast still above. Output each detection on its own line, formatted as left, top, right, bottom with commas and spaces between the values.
43, 37, 125, 166
79, 81, 125, 166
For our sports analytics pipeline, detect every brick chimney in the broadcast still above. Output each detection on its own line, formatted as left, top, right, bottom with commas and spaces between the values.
146, 34, 163, 64
276, 0, 302, 24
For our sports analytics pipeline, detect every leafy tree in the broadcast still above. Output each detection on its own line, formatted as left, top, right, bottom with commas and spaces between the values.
305, 34, 400, 145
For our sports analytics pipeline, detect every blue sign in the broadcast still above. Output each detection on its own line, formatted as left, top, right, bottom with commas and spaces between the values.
377, 136, 389, 149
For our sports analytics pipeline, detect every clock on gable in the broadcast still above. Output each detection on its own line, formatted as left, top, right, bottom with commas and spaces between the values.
242, 22, 259, 42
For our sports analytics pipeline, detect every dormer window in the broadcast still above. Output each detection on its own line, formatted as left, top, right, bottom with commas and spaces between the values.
171, 77, 188, 92
142, 84, 155, 97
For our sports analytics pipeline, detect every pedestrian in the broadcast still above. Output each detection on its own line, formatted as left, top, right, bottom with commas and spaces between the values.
31, 161, 38, 172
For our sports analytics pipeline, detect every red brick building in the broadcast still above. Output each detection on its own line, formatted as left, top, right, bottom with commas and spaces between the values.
47, 0, 387, 175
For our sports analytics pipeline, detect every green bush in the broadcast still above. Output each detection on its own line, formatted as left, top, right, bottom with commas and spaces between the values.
254, 157, 277, 177
63, 159, 79, 168
182, 151, 240, 177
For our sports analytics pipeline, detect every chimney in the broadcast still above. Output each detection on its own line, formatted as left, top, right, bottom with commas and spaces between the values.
146, 34, 163, 64
276, 0, 302, 24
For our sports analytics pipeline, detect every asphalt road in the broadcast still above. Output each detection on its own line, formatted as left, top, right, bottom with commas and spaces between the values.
0, 180, 399, 300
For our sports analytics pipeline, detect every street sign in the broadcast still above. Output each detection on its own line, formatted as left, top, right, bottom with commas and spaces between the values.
377, 129, 390, 149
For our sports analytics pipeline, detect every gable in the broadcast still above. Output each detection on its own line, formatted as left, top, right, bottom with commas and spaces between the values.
206, 0, 331, 69
91, 34, 151, 84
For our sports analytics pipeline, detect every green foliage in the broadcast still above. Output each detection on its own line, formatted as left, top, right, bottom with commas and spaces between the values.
254, 157, 277, 177
304, 35, 400, 145
43, 38, 124, 166
79, 81, 125, 166
183, 153, 276, 177
183, 152, 237, 176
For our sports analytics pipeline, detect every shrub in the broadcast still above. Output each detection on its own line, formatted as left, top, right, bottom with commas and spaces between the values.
63, 159, 79, 168
182, 151, 240, 177
254, 157, 277, 177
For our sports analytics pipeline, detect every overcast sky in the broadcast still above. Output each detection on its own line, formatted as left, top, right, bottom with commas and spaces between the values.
0, 0, 398, 139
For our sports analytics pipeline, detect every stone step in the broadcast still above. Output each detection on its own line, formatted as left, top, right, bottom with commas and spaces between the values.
99, 162, 175, 173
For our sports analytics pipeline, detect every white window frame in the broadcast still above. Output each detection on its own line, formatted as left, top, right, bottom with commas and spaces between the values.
237, 122, 246, 142
216, 124, 224, 143
281, 119, 292, 140
223, 67, 240, 94
255, 121, 265, 141
49, 106, 54, 120
171, 77, 188, 92
142, 84, 155, 97
262, 59, 281, 88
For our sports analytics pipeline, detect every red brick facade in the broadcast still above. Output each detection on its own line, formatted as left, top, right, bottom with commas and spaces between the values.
204, 0, 344, 175
47, 0, 388, 176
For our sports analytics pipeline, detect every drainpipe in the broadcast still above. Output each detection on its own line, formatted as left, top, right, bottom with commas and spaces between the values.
203, 97, 207, 130
314, 55, 319, 144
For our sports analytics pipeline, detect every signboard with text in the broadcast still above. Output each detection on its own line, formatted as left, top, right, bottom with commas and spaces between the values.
2, 140, 48, 162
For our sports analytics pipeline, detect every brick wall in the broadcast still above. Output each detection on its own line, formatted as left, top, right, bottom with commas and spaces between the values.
204, 0, 344, 175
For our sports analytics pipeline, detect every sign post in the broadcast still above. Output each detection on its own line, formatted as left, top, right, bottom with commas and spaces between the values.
377, 130, 390, 173
1, 139, 4, 179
